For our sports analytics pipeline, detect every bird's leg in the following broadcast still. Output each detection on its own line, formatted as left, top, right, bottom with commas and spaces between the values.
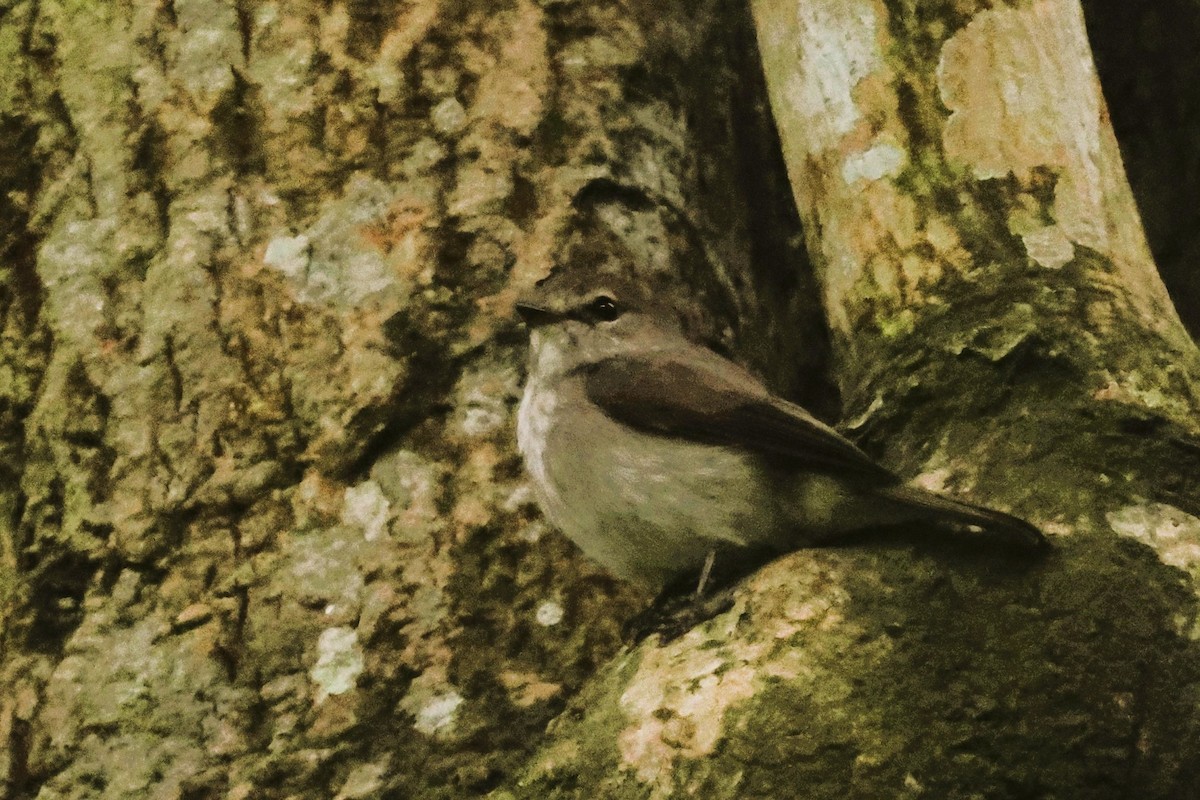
693, 549, 717, 599
624, 585, 736, 644
623, 550, 737, 644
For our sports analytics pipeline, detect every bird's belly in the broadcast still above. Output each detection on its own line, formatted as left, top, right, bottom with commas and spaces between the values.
530, 401, 780, 588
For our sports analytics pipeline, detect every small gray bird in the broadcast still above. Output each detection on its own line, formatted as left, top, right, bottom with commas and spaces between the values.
515, 269, 1045, 592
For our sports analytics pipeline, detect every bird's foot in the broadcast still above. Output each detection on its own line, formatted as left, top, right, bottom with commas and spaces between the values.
623, 584, 737, 644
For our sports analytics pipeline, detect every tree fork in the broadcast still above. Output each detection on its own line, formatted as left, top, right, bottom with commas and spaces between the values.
506, 1, 1200, 797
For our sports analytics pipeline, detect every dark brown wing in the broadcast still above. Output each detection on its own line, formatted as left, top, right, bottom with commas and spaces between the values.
581, 352, 896, 484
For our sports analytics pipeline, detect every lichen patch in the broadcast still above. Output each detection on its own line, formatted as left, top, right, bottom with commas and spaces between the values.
939, 2, 1100, 184
413, 691, 464, 736
1108, 503, 1200, 584
617, 634, 760, 792
1108, 503, 1200, 638
842, 141, 907, 185
310, 627, 364, 702
938, 0, 1159, 311
755, 0, 885, 155
340, 481, 391, 542
1021, 225, 1076, 270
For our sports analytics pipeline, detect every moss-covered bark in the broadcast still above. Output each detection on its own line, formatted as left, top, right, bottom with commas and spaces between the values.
0, 0, 822, 798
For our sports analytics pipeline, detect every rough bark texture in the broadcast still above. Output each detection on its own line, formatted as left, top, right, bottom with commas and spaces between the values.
502, 1, 1200, 798
0, 0, 824, 798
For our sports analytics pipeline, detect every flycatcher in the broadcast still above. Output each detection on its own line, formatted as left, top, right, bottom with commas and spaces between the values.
516, 268, 1045, 591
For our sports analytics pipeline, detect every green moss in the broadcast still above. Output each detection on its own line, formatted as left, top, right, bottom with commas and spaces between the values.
852, 539, 1199, 798
877, 308, 916, 340
0, 6, 30, 114
720, 681, 861, 799
498, 648, 646, 800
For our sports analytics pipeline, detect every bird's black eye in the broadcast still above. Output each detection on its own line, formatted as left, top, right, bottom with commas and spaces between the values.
588, 295, 621, 322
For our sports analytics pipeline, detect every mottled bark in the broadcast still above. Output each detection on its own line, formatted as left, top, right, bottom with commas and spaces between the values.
0, 0, 821, 799
504, 1, 1200, 799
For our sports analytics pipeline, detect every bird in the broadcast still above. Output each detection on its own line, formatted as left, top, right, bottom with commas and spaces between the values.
514, 268, 1046, 593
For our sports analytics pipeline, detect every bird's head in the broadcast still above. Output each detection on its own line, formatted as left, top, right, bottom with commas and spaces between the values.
515, 269, 681, 377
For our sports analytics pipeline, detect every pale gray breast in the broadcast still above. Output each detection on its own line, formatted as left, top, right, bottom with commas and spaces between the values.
525, 374, 784, 588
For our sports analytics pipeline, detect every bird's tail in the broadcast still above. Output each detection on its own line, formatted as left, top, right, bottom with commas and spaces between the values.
878, 484, 1047, 551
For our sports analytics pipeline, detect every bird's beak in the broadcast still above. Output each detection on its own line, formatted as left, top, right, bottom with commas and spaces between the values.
515, 301, 561, 328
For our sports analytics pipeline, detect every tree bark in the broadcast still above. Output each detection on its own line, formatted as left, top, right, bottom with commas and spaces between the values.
0, 0, 823, 798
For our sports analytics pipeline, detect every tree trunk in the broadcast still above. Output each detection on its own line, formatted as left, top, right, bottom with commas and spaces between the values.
0, 0, 823, 798
2, 1, 1199, 799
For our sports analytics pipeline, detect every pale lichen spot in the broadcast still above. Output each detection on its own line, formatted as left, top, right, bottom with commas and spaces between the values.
334, 760, 389, 800
310, 627, 364, 702
431, 97, 468, 136
253, 4, 278, 26
519, 519, 548, 543
503, 484, 535, 512
1040, 519, 1074, 538
535, 600, 564, 627
913, 467, 952, 494
414, 691, 464, 736
264, 234, 312, 279
842, 141, 906, 184
770, 0, 884, 154
401, 137, 448, 176
367, 56, 405, 105
454, 362, 521, 438
519, 558, 867, 791
369, 449, 443, 544
767, 574, 851, 640
1022, 225, 1076, 269
1108, 503, 1200, 639
616, 625, 769, 792
938, 0, 1155, 297
341, 480, 391, 541
288, 527, 366, 613
1107, 503, 1200, 581
939, 2, 1100, 183
264, 176, 407, 306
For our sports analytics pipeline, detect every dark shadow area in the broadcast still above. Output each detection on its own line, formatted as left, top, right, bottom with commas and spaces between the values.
627, 0, 839, 420
1084, 0, 1200, 339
